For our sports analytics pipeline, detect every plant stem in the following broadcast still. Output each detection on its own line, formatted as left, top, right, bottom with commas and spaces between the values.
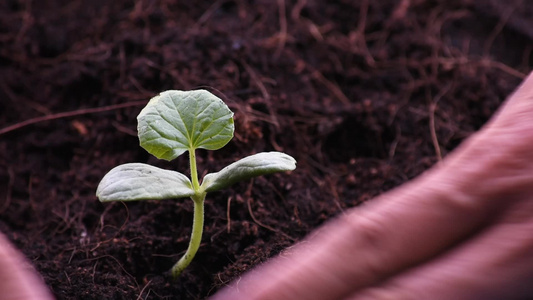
171, 149, 205, 278
171, 193, 205, 279
189, 149, 200, 191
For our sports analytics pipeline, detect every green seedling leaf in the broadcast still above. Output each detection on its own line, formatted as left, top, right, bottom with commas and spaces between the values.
137, 90, 234, 161
201, 151, 296, 193
96, 163, 194, 202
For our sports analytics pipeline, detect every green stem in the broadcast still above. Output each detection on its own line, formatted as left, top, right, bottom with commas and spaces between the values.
171, 193, 205, 279
189, 149, 200, 191
171, 149, 205, 278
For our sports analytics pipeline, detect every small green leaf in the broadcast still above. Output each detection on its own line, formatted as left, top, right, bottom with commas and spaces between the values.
201, 152, 296, 193
96, 163, 194, 202
137, 90, 234, 161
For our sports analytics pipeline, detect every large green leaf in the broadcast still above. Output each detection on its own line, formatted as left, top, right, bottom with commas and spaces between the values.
96, 163, 195, 202
137, 90, 234, 161
201, 152, 296, 193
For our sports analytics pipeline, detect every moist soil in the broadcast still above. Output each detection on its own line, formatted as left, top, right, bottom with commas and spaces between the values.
0, 0, 531, 299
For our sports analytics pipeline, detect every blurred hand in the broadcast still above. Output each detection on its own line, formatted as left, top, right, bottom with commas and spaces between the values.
212, 71, 533, 300
0, 232, 53, 300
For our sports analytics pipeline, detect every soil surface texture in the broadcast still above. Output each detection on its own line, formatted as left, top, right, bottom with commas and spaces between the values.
0, 0, 531, 299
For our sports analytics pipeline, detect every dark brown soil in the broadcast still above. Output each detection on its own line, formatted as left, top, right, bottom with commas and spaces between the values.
0, 0, 531, 299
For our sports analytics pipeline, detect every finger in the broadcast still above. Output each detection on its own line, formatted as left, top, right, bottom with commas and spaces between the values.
346, 197, 533, 300
0, 232, 54, 300
458, 70, 533, 202
488, 70, 533, 130
211, 169, 510, 300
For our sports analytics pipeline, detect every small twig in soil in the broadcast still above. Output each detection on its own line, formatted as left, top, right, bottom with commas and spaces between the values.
390, 0, 411, 21
0, 80, 51, 116
226, 195, 232, 233
482, 0, 522, 57
352, 0, 375, 66
388, 125, 402, 159
0, 167, 15, 214
111, 121, 137, 136
0, 101, 146, 136
91, 261, 98, 285
85, 254, 138, 286
135, 279, 152, 300
326, 176, 344, 213
245, 181, 296, 242
290, 0, 307, 21
241, 60, 284, 151
428, 101, 442, 161
274, 0, 288, 59
63, 271, 72, 286
375, 56, 527, 79
428, 83, 453, 162
241, 60, 280, 129
305, 62, 351, 105
193, 0, 225, 29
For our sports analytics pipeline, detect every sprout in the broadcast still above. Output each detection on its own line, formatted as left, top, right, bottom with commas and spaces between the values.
96, 90, 296, 278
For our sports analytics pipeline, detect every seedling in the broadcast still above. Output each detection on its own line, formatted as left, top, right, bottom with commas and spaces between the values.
96, 90, 296, 278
